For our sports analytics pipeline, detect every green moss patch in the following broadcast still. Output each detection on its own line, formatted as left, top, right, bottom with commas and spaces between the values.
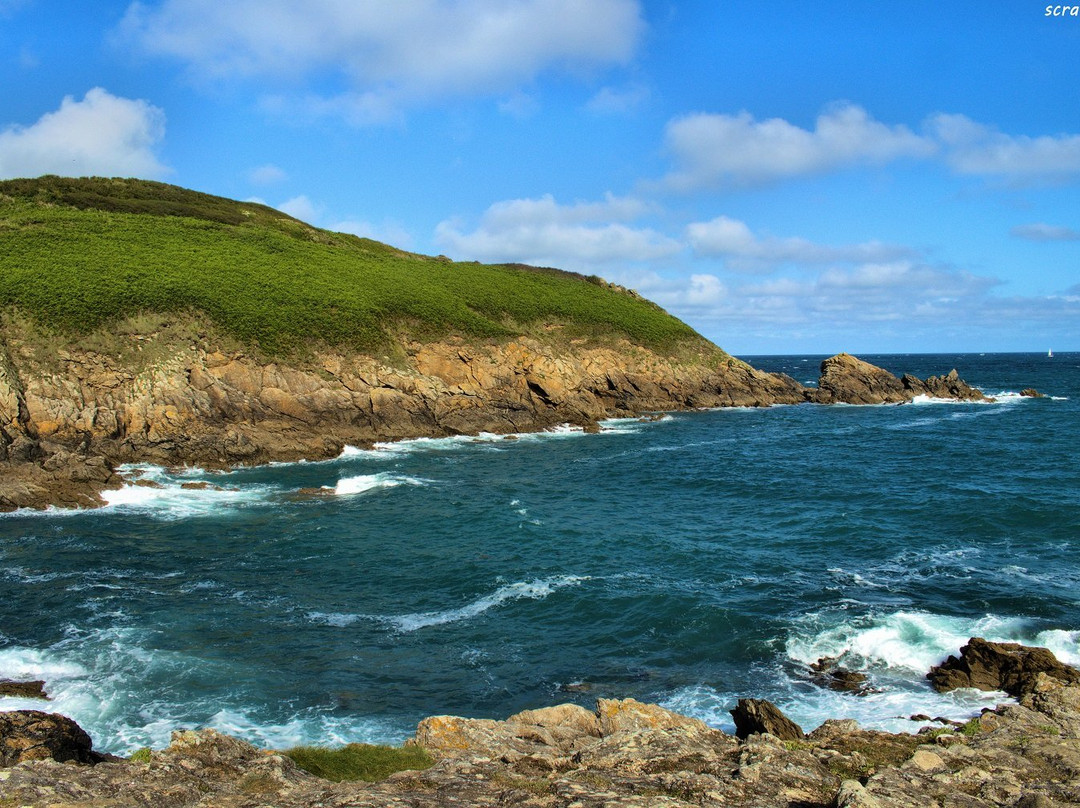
284, 742, 434, 782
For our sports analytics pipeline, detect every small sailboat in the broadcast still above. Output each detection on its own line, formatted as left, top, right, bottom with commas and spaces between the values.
1048, 349, 1054, 358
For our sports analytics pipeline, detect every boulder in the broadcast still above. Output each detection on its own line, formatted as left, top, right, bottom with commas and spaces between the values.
0, 710, 100, 766
927, 637, 1080, 697
1021, 388, 1045, 398
730, 698, 804, 740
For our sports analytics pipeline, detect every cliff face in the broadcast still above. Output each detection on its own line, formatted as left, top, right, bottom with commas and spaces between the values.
0, 313, 807, 510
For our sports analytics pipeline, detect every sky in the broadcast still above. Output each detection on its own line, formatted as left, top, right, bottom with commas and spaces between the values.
1, 1, 1078, 355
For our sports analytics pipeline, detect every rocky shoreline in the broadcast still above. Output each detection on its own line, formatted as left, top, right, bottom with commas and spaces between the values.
3, 639, 1080, 806
0, 311, 990, 513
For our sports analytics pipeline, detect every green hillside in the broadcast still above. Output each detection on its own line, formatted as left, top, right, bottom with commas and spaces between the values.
0, 176, 708, 357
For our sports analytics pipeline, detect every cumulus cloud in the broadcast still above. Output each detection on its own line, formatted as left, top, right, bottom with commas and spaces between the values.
0, 87, 168, 179
434, 193, 681, 269
120, 0, 643, 119
1010, 222, 1080, 241
686, 215, 915, 271
661, 103, 934, 189
928, 113, 1080, 184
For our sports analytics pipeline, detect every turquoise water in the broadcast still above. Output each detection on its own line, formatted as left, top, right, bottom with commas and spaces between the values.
1, 353, 1077, 753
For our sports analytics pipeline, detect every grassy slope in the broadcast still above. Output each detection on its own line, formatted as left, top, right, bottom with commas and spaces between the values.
0, 176, 712, 359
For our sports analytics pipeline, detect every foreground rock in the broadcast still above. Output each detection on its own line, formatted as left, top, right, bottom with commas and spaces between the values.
6, 642, 1080, 807
0, 710, 101, 766
730, 697, 804, 740
928, 637, 1080, 697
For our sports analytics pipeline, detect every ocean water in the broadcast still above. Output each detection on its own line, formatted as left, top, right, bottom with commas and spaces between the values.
1, 352, 1077, 754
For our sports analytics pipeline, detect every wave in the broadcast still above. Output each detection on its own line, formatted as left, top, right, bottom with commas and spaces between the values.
331, 473, 428, 496
380, 575, 590, 632
337, 417, 669, 460
100, 465, 277, 519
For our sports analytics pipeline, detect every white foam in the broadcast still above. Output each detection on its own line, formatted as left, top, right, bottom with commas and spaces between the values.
331, 473, 428, 496
786, 609, 1030, 674
382, 575, 590, 632
306, 611, 361, 627
101, 465, 276, 519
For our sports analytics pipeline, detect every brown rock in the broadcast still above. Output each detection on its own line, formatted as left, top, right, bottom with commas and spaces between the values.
0, 679, 48, 699
730, 698, 804, 740
927, 637, 1080, 697
810, 657, 873, 695
814, 353, 909, 404
1021, 388, 1045, 398
0, 710, 99, 766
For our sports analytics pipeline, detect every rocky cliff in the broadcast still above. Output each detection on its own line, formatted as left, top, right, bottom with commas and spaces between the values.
0, 313, 992, 512
2, 640, 1079, 807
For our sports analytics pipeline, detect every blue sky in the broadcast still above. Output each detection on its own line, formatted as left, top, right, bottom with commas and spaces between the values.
1, 1, 1078, 354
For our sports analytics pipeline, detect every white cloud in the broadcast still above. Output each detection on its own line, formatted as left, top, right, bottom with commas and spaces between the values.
276, 194, 321, 223
686, 215, 915, 270
1010, 222, 1080, 242
498, 91, 540, 120
928, 113, 1080, 184
586, 83, 649, 115
249, 163, 286, 185
332, 218, 414, 249
0, 87, 168, 179
434, 193, 680, 269
121, 0, 644, 120
661, 103, 934, 189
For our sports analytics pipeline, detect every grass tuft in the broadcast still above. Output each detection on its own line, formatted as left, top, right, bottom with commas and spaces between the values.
284, 743, 434, 782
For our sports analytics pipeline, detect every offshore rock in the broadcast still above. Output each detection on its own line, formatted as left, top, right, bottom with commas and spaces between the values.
814, 353, 988, 405
729, 698, 804, 740
928, 637, 1080, 697
810, 657, 873, 696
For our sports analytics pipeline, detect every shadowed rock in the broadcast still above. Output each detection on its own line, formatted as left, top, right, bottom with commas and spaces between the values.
730, 698, 804, 740
0, 710, 99, 766
928, 637, 1080, 697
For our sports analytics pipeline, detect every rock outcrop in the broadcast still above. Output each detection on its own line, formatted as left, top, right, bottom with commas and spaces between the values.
813, 353, 988, 405
0, 680, 48, 699
0, 311, 998, 511
928, 637, 1080, 697
8, 661, 1080, 807
0, 710, 101, 766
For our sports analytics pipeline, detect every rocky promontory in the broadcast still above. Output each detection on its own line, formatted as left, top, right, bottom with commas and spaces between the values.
0, 312, 994, 512
3, 639, 1080, 806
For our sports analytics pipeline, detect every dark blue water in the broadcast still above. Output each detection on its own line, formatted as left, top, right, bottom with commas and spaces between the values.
1, 353, 1077, 752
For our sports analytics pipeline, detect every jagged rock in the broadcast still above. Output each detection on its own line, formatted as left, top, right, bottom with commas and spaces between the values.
815, 353, 910, 404
0, 679, 48, 699
730, 698, 804, 740
927, 637, 1080, 697
814, 353, 988, 405
1021, 388, 1045, 398
0, 710, 99, 766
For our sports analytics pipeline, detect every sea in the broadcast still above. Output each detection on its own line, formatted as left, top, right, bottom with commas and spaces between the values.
1, 352, 1077, 755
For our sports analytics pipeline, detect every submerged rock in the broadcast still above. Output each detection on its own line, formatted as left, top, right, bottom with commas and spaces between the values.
810, 657, 874, 695
927, 637, 1080, 697
1021, 388, 1045, 398
0, 679, 48, 699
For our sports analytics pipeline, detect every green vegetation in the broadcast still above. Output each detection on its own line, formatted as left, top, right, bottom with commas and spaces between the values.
128, 747, 153, 763
0, 176, 707, 357
284, 742, 433, 782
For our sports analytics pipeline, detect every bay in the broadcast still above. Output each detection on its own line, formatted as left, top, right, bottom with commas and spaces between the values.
1, 352, 1077, 753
